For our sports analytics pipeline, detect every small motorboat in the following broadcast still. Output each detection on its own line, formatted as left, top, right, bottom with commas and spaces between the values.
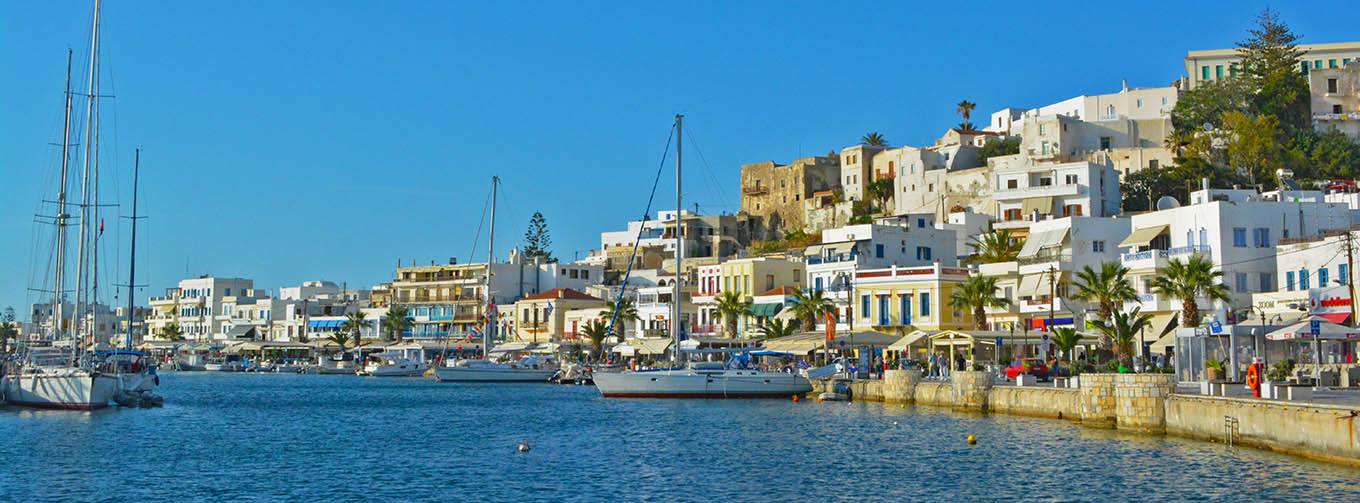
359, 352, 429, 377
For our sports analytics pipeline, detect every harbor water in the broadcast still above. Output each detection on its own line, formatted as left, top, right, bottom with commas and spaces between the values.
3, 373, 1358, 501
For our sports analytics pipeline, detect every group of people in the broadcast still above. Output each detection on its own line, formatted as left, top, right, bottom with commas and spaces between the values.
926, 352, 967, 378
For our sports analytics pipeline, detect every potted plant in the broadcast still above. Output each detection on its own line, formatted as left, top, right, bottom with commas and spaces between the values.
1262, 359, 1296, 399
1205, 357, 1225, 382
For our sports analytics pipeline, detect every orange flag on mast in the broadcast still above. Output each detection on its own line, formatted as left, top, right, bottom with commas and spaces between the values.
824, 311, 836, 342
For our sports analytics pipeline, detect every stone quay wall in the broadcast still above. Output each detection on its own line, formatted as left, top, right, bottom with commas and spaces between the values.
1165, 395, 1360, 468
813, 372, 1360, 468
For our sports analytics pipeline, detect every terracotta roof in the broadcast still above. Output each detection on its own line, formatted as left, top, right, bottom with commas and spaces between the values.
523, 288, 601, 301
951, 128, 1002, 135
758, 286, 799, 297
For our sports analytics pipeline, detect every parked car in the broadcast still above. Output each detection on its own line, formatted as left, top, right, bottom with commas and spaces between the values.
1005, 359, 1051, 381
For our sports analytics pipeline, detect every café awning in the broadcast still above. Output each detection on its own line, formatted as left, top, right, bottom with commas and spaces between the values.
750, 303, 784, 318
1119, 224, 1169, 248
1265, 317, 1360, 341
637, 338, 674, 355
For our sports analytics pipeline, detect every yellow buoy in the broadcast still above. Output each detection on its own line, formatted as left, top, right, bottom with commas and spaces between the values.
966, 435, 977, 445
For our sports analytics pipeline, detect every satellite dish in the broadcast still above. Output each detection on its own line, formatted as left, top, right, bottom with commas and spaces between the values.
1202, 122, 1214, 132
1155, 196, 1181, 210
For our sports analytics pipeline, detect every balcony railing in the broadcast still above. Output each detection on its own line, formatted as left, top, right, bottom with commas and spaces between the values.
1018, 253, 1072, 266
994, 183, 1081, 200
1314, 112, 1360, 121
1167, 244, 1211, 257
743, 186, 768, 195
806, 254, 854, 265
1121, 249, 1168, 263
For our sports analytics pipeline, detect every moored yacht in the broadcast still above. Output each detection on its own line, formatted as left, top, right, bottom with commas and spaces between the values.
434, 355, 555, 382
592, 115, 812, 399
1, 347, 118, 410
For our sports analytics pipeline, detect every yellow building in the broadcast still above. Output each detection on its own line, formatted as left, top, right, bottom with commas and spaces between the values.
719, 256, 804, 300
507, 288, 606, 344
851, 264, 971, 332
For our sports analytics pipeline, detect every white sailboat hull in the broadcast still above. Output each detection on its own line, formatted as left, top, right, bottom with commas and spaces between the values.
433, 366, 555, 382
593, 369, 813, 398
361, 362, 428, 377
1, 370, 118, 410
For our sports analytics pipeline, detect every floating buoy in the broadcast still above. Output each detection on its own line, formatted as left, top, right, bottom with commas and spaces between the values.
791, 395, 800, 402
517, 442, 530, 453
966, 435, 977, 445
892, 421, 898, 426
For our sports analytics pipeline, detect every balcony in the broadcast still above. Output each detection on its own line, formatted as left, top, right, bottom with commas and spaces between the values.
743, 186, 768, 196
1167, 244, 1211, 257
1125, 293, 1178, 313
1120, 249, 1168, 270
994, 183, 1082, 201
1019, 297, 1066, 314
1017, 252, 1072, 269
1314, 112, 1360, 121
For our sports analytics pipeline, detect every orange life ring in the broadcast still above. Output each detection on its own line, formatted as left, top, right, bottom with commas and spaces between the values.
1246, 364, 1260, 389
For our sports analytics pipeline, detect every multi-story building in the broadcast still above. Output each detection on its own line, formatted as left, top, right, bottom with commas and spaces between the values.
851, 264, 971, 332
1011, 216, 1130, 331
839, 144, 887, 202
739, 155, 840, 239
804, 220, 958, 332
992, 160, 1121, 235
1310, 61, 1360, 140
596, 210, 753, 271
692, 264, 724, 337
28, 301, 119, 343
1120, 185, 1358, 328
884, 129, 1001, 218
506, 288, 606, 344
390, 253, 602, 339
147, 276, 268, 341
713, 256, 804, 338
1184, 41, 1360, 89
632, 279, 696, 340
1252, 228, 1357, 326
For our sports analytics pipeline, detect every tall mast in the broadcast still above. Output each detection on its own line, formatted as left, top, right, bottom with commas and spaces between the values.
53, 50, 76, 341
484, 175, 499, 359
124, 148, 141, 349
672, 114, 683, 368
73, 0, 101, 350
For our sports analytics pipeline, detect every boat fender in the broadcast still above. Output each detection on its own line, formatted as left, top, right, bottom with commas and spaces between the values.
517, 442, 530, 453
791, 395, 800, 402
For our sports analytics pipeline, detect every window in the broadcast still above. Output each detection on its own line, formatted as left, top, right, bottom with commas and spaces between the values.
1286, 271, 1296, 291
1039, 124, 1046, 135
917, 218, 926, 228
1315, 60, 1323, 69
1063, 204, 1083, 217
1320, 267, 1330, 287
1064, 174, 1079, 184
224, 288, 232, 296
1004, 209, 1022, 221
916, 247, 932, 261
900, 296, 912, 325
1260, 272, 1273, 292
1106, 105, 1115, 118
1149, 159, 1159, 170
1215, 65, 1224, 79
1092, 240, 1106, 253
1202, 66, 1211, 80
1341, 263, 1351, 286
1007, 179, 1018, 189
765, 274, 775, 291
875, 244, 885, 258
920, 292, 931, 317
1253, 228, 1271, 248
1232, 228, 1247, 247
861, 295, 870, 319
1336, 105, 1345, 114
1100, 137, 1111, 150
1329, 59, 1338, 68
814, 277, 823, 292
1329, 78, 1339, 93
1236, 273, 1248, 292
1301, 61, 1311, 74
878, 296, 890, 326
1136, 98, 1143, 108
1300, 269, 1311, 289
582, 270, 589, 279
1162, 97, 1168, 106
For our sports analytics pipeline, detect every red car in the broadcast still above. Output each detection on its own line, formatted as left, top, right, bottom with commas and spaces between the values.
1005, 359, 1050, 381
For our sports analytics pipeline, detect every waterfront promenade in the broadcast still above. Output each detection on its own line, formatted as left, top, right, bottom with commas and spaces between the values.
825, 370, 1360, 468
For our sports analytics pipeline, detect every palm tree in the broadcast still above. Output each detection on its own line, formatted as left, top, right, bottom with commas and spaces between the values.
1072, 261, 1139, 351
158, 322, 184, 341
956, 100, 977, 123
788, 289, 835, 330
580, 318, 609, 362
325, 331, 349, 354
865, 178, 893, 213
1151, 255, 1231, 328
1050, 326, 1083, 369
949, 275, 1011, 330
381, 306, 413, 343
965, 230, 1024, 263
341, 311, 371, 348
756, 318, 797, 340
860, 131, 888, 147
715, 291, 752, 338
1092, 308, 1153, 366
605, 296, 639, 339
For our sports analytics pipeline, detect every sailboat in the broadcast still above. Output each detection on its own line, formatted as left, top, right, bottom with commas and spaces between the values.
432, 176, 556, 383
2, 0, 119, 410
593, 115, 813, 398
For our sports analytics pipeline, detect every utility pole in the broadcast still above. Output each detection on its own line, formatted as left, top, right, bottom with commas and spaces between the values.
1347, 231, 1357, 329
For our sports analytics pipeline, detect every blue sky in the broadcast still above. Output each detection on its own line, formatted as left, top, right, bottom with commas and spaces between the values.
1, 1, 1352, 314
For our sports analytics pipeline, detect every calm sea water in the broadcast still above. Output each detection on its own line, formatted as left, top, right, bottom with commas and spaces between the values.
2, 372, 1357, 502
